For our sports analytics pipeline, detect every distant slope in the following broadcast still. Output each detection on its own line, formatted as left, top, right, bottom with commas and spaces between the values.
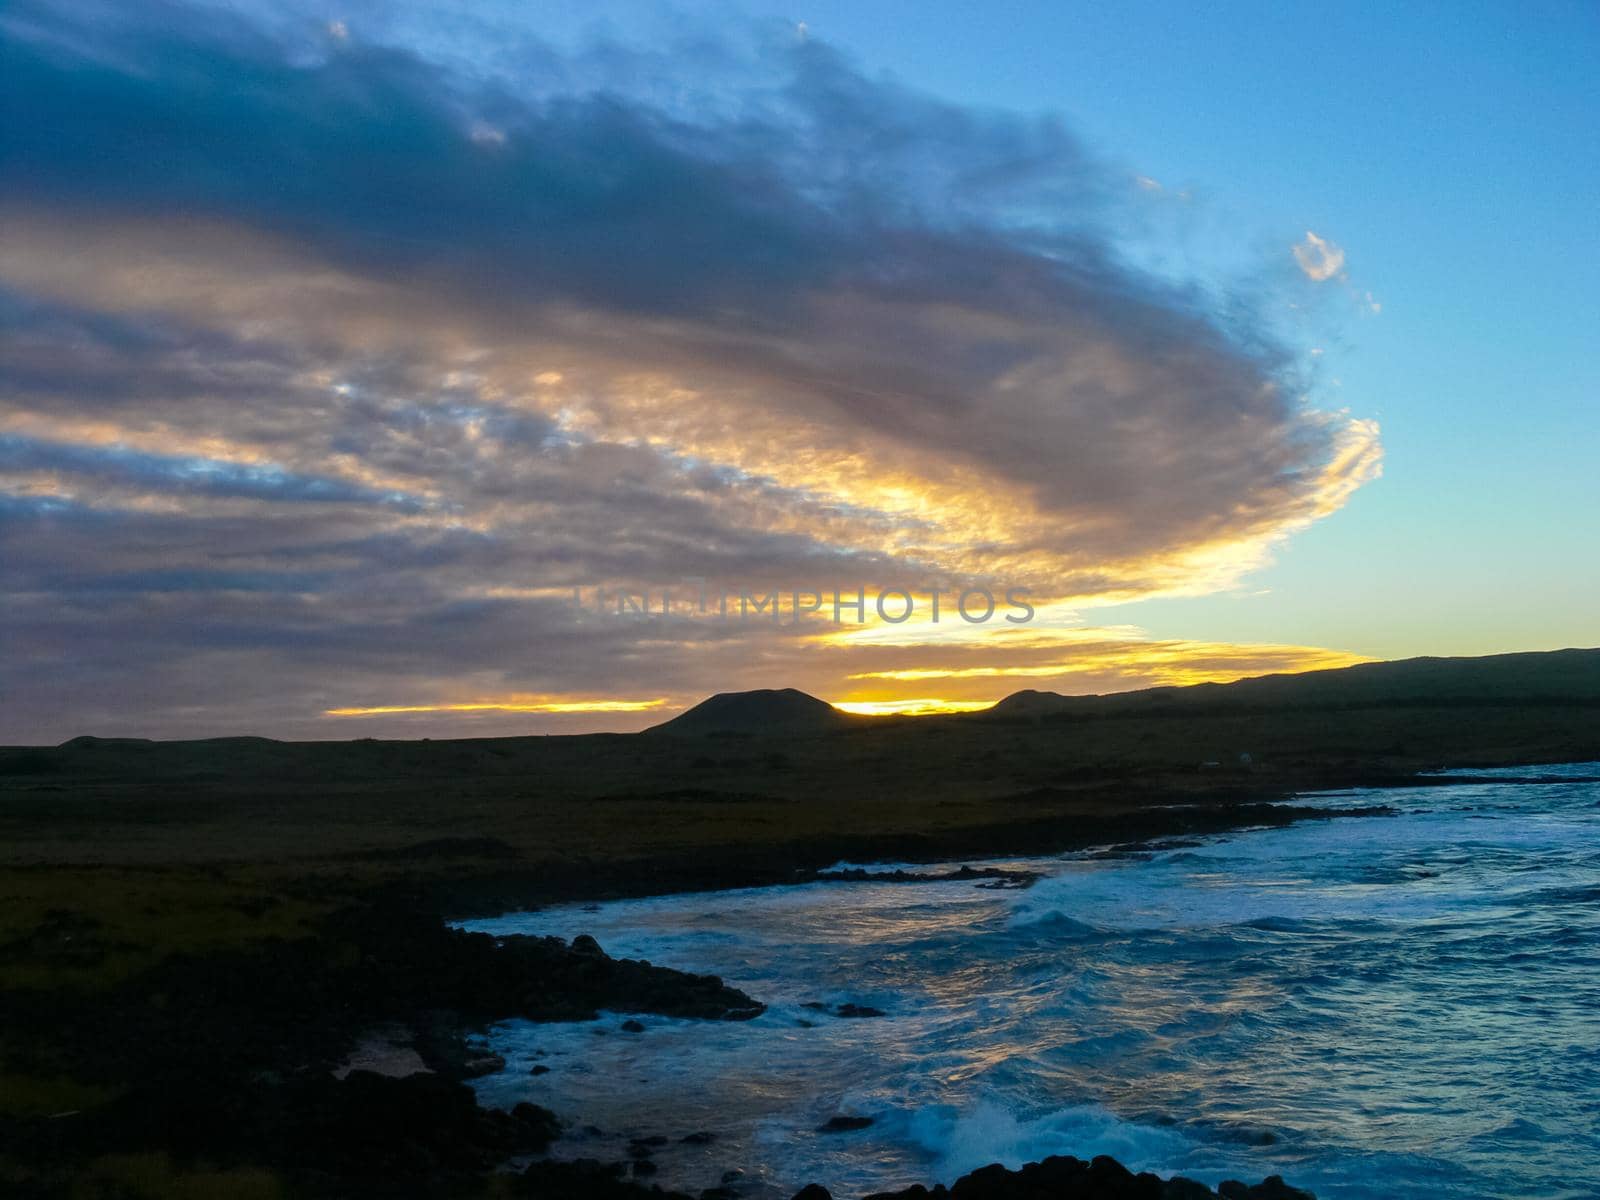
645, 688, 858, 736
984, 648, 1600, 720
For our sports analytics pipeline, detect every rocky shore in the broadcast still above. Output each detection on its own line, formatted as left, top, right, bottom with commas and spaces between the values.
0, 791, 1408, 1197
0, 907, 761, 1195
1, 879, 1330, 1200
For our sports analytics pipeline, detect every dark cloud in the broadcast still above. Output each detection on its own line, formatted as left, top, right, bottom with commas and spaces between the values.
0, 433, 425, 506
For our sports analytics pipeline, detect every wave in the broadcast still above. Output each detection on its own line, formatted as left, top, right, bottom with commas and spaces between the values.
901, 1100, 1192, 1181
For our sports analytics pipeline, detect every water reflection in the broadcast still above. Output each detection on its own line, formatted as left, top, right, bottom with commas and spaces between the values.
462, 765, 1600, 1199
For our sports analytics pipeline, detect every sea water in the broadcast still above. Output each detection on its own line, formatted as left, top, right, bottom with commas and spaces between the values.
459, 765, 1600, 1199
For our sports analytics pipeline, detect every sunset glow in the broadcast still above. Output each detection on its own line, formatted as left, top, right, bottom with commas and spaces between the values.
324, 698, 672, 718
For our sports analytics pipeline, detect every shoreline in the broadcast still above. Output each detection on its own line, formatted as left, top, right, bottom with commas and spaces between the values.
6, 754, 1597, 1197
446, 768, 1589, 1200
455, 791, 1379, 1200
424, 785, 1409, 922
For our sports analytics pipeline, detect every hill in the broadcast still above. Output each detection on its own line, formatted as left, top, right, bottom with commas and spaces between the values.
983, 647, 1600, 721
645, 687, 859, 736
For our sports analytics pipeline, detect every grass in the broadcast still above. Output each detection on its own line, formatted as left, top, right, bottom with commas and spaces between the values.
0, 867, 331, 994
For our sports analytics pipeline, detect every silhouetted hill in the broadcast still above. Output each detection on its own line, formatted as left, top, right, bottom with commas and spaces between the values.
646, 688, 857, 736
984, 648, 1600, 720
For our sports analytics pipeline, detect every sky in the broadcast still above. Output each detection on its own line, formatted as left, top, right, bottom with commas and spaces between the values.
1, 0, 1595, 742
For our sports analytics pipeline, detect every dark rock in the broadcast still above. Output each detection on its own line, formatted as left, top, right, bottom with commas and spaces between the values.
834, 1003, 886, 1018
509, 1101, 558, 1136
529, 1064, 551, 1075
817, 1114, 874, 1133
86, 1070, 566, 1176
521, 1156, 697, 1198
621, 1019, 647, 1032
792, 1187, 834, 1200
632, 1159, 658, 1176
1257, 1178, 1315, 1200
803, 1000, 886, 1018
858, 1154, 1257, 1200
571, 934, 606, 956
460, 1052, 506, 1077
680, 1130, 716, 1144
1218, 1178, 1315, 1200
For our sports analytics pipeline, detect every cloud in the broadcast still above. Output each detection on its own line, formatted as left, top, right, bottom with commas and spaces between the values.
1293, 230, 1346, 281
0, 0, 1381, 740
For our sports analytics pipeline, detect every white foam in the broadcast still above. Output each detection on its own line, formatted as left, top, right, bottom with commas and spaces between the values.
906, 1100, 1192, 1179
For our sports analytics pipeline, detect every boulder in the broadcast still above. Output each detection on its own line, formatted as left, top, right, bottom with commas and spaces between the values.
817, 1115, 874, 1133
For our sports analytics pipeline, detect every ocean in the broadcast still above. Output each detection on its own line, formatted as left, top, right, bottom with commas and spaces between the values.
460, 764, 1600, 1199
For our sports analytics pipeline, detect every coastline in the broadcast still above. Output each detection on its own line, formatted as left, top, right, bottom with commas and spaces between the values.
5, 718, 1599, 1197
1, 780, 1394, 1199
425, 791, 1404, 926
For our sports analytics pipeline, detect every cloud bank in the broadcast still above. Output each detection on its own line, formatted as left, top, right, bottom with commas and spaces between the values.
0, 1, 1381, 740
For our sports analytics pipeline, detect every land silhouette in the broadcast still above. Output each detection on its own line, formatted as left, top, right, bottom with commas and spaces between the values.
647, 686, 861, 736
2, 648, 1598, 1197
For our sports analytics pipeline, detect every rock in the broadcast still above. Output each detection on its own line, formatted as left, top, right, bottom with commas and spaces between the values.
509, 1101, 559, 1138
632, 1159, 658, 1177
621, 1019, 647, 1033
834, 1003, 886, 1018
1221, 1178, 1315, 1200
817, 1114, 874, 1133
145, 1070, 567, 1176
802, 1000, 886, 1018
856, 1154, 1314, 1200
680, 1129, 716, 1144
571, 934, 606, 956
521, 1157, 697, 1198
529, 1064, 550, 1075
460, 1052, 506, 1078
792, 1187, 834, 1200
